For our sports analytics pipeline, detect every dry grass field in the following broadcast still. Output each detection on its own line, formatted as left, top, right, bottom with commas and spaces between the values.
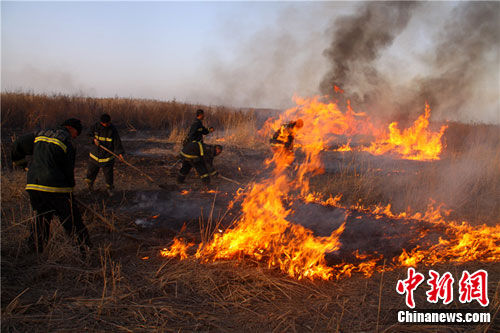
1, 93, 499, 332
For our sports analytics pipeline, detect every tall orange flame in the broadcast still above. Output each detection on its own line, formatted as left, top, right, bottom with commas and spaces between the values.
363, 103, 447, 161
161, 94, 498, 280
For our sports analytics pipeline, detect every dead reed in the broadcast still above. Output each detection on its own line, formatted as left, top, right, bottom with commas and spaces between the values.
2, 93, 498, 332
1, 92, 257, 136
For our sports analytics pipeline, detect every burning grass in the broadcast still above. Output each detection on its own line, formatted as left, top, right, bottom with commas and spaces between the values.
2, 93, 499, 331
3, 191, 498, 332
161, 95, 499, 283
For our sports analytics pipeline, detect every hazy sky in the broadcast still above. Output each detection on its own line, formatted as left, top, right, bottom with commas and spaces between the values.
2, 1, 499, 123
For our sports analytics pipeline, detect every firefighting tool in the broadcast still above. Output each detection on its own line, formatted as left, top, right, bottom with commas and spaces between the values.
97, 144, 169, 190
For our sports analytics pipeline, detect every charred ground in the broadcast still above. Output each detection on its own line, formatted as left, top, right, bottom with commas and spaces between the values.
1, 118, 499, 331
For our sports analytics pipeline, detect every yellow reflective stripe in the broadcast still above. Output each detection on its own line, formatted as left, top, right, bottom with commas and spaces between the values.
197, 128, 204, 131
26, 184, 73, 193
94, 135, 113, 142
90, 153, 114, 163
209, 171, 217, 176
198, 142, 204, 156
34, 136, 67, 153
180, 151, 198, 159
200, 173, 209, 178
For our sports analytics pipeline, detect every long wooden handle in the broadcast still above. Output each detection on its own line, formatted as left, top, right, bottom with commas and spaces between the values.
219, 174, 243, 186
97, 144, 157, 184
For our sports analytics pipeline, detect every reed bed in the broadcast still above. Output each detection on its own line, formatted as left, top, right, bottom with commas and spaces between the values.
1, 93, 498, 331
1, 92, 257, 136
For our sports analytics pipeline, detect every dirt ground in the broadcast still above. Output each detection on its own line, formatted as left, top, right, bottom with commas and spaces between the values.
1, 132, 499, 332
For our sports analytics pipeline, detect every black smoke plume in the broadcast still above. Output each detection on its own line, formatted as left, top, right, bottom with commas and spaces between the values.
320, 2, 500, 123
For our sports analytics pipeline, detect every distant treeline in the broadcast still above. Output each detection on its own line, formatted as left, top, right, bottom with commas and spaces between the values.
0, 92, 258, 133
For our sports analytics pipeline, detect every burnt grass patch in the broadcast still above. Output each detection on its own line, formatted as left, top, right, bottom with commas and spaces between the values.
2, 130, 499, 332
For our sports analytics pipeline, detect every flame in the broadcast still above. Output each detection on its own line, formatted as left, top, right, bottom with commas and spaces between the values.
194, 175, 346, 280
396, 220, 500, 266
307, 193, 500, 272
335, 140, 353, 152
160, 238, 194, 260
180, 190, 190, 195
163, 98, 355, 280
260, 96, 445, 161
161, 93, 498, 281
363, 104, 447, 161
216, 135, 234, 142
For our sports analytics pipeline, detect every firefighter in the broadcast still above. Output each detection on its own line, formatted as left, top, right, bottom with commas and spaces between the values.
183, 109, 214, 146
11, 118, 92, 256
269, 118, 304, 153
177, 142, 222, 186
85, 114, 124, 196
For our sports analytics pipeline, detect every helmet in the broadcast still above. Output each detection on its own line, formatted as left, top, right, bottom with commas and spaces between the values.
295, 119, 304, 129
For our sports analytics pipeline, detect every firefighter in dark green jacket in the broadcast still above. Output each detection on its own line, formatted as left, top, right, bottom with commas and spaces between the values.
11, 118, 92, 255
182, 109, 214, 146
177, 142, 222, 186
85, 114, 124, 195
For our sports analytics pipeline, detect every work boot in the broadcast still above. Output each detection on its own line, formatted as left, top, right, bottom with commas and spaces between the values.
85, 178, 94, 191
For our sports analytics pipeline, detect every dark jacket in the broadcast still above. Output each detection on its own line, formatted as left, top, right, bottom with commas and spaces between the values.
270, 121, 298, 150
89, 123, 124, 163
184, 118, 209, 144
11, 127, 76, 193
180, 142, 218, 175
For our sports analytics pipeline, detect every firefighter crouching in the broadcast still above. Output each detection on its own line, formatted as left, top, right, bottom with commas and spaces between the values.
11, 118, 92, 256
177, 142, 222, 186
269, 118, 304, 153
85, 114, 124, 195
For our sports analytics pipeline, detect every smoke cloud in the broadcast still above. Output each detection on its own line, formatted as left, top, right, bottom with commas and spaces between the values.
319, 2, 419, 106
193, 4, 335, 109
320, 1, 500, 124
409, 2, 500, 123
2, 64, 96, 97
